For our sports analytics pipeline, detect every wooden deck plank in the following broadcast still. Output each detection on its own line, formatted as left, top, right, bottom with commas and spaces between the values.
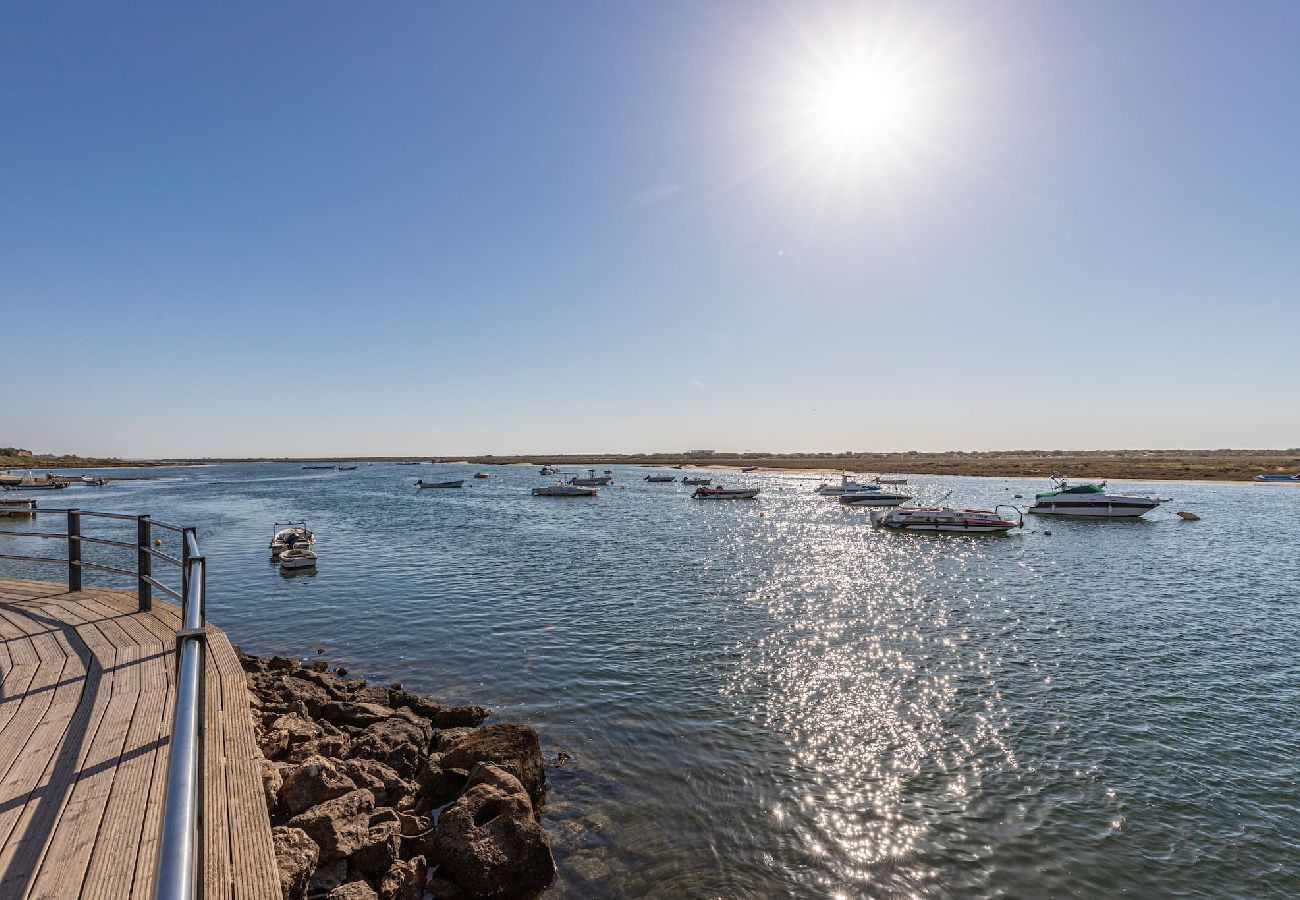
0, 579, 278, 900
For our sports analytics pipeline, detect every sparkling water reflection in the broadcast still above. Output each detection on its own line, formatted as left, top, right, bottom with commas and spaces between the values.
2, 464, 1297, 896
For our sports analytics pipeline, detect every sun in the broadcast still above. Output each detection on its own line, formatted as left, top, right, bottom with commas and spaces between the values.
806, 62, 924, 156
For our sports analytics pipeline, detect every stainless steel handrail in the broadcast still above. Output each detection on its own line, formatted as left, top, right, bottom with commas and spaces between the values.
0, 507, 206, 898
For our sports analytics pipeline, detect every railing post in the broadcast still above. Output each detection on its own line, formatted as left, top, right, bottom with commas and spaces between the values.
137, 515, 152, 611
67, 509, 82, 592
181, 527, 194, 605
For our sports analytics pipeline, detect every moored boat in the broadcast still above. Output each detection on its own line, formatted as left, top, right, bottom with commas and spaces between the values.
338, 465, 358, 471
644, 474, 676, 483
740, 466, 759, 472
540, 466, 559, 476
416, 479, 464, 488
839, 487, 912, 507
681, 476, 712, 486
570, 469, 612, 486
815, 474, 875, 496
533, 483, 598, 497
0, 475, 68, 491
279, 547, 318, 569
874, 476, 908, 485
693, 486, 760, 499
1027, 477, 1161, 517
269, 522, 315, 555
474, 472, 491, 479
870, 506, 1021, 533
302, 465, 335, 470
1254, 474, 1299, 482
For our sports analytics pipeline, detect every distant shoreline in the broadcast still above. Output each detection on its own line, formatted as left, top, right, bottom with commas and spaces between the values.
10, 450, 1297, 483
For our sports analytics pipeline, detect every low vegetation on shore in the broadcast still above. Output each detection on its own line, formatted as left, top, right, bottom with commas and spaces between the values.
243, 650, 555, 900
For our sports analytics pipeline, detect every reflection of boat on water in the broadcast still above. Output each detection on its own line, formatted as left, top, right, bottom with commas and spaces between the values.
279, 547, 318, 570
871, 506, 1021, 534
270, 522, 315, 555
570, 469, 612, 486
416, 479, 464, 488
693, 486, 760, 499
533, 483, 598, 497
644, 474, 676, 483
1027, 477, 1162, 517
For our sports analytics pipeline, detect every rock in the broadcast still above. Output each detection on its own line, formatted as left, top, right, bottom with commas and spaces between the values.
307, 659, 329, 672
379, 856, 429, 900
438, 724, 546, 805
433, 727, 478, 752
272, 826, 318, 900
326, 880, 379, 900
288, 789, 376, 859
260, 757, 284, 816
237, 647, 268, 673
397, 812, 436, 859
268, 655, 298, 671
288, 734, 353, 764
259, 729, 291, 761
335, 667, 349, 677
322, 701, 397, 728
389, 690, 488, 728
270, 713, 322, 746
350, 718, 429, 779
338, 758, 416, 808
426, 873, 465, 899
416, 765, 468, 810
309, 858, 348, 896
350, 819, 402, 875
432, 764, 555, 898
278, 755, 359, 818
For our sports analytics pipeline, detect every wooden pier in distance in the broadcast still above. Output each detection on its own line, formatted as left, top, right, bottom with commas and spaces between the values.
0, 577, 278, 899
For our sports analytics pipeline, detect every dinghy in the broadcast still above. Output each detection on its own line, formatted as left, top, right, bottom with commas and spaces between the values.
416, 479, 464, 488
533, 483, 598, 497
279, 547, 318, 570
693, 486, 760, 500
870, 506, 1020, 534
644, 474, 677, 483
681, 476, 712, 486
474, 472, 491, 479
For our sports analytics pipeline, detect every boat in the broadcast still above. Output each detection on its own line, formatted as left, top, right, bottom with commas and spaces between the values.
302, 465, 335, 470
532, 483, 598, 497
338, 465, 358, 471
870, 506, 1021, 534
1027, 477, 1162, 517
1254, 474, 1299, 482
569, 469, 612, 486
396, 461, 421, 466
814, 474, 876, 496
1, 475, 68, 491
740, 466, 759, 472
681, 476, 712, 486
279, 547, 318, 570
540, 466, 559, 476
0, 497, 37, 516
80, 476, 107, 486
269, 523, 315, 555
416, 479, 464, 488
693, 486, 760, 499
474, 472, 491, 479
839, 486, 912, 507
644, 474, 677, 483
874, 476, 908, 485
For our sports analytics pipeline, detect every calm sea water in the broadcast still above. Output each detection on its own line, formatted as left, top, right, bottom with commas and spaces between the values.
3, 463, 1298, 897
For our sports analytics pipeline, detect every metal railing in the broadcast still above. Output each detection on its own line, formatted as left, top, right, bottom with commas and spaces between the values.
0, 507, 206, 899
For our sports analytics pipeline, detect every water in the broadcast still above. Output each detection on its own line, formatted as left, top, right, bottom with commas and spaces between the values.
3, 463, 1298, 897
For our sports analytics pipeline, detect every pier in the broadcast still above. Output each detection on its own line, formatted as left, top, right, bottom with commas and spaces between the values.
0, 510, 278, 898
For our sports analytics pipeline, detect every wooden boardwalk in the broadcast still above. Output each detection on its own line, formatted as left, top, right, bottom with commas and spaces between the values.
0, 577, 278, 899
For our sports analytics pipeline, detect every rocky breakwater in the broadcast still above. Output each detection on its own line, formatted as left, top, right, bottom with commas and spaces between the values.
239, 651, 556, 900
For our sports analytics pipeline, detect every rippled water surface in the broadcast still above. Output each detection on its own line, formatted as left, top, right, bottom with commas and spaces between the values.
4, 463, 1298, 897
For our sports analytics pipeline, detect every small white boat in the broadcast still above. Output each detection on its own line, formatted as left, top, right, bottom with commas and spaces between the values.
1254, 474, 1298, 482
80, 476, 108, 486
570, 469, 612, 486
874, 476, 908, 485
740, 466, 759, 473
279, 547, 318, 569
269, 523, 315, 555
416, 479, 464, 488
474, 472, 491, 479
815, 474, 875, 496
1027, 477, 1161, 517
839, 487, 912, 507
540, 466, 559, 476
871, 506, 1021, 534
644, 474, 676, 483
681, 476, 712, 486
533, 483, 598, 497
693, 486, 760, 500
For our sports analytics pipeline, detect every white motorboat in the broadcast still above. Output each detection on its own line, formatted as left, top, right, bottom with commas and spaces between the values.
533, 483, 598, 497
0, 475, 68, 491
681, 476, 712, 486
416, 479, 464, 488
1027, 477, 1162, 517
474, 472, 491, 479
693, 486, 760, 500
839, 487, 912, 507
279, 547, 318, 569
270, 522, 315, 555
1254, 474, 1298, 482
815, 474, 875, 496
870, 506, 1021, 534
569, 469, 612, 486
644, 474, 676, 483
540, 466, 559, 476
874, 476, 908, 485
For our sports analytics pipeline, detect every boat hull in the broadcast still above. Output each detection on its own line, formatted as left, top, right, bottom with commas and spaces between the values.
693, 488, 760, 500
871, 508, 1018, 533
533, 486, 597, 496
1027, 500, 1157, 517
416, 480, 464, 488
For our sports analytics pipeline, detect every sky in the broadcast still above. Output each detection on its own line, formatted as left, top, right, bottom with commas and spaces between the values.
2, 0, 1297, 457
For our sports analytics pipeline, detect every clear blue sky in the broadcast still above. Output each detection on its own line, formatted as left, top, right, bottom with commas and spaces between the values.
3, 1, 1297, 456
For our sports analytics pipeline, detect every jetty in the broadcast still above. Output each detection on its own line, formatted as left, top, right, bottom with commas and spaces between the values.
0, 510, 277, 898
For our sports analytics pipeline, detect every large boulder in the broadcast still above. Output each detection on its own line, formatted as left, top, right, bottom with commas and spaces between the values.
278, 755, 358, 818
431, 764, 556, 898
272, 826, 318, 900
288, 788, 376, 859
439, 724, 546, 805
326, 881, 379, 900
338, 758, 416, 809
350, 718, 429, 779
321, 700, 397, 728
379, 856, 429, 900
389, 690, 488, 728
350, 819, 403, 876
269, 712, 322, 747
288, 734, 353, 764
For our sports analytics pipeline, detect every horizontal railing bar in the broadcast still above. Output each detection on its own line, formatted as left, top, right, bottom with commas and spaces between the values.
146, 547, 184, 569
77, 560, 138, 579
149, 520, 187, 534
0, 553, 63, 564
0, 530, 68, 540
77, 535, 139, 551
141, 574, 183, 603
